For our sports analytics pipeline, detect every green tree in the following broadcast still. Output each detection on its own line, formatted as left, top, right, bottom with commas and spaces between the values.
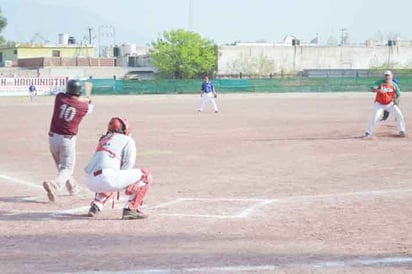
149, 29, 217, 79
0, 9, 7, 44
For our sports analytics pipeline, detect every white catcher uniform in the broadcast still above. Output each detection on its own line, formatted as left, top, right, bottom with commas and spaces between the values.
83, 117, 151, 219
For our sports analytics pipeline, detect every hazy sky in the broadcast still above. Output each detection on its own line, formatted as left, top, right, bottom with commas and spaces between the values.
1, 0, 411, 45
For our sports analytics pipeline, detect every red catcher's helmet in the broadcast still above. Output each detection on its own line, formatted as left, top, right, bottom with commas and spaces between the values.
108, 117, 130, 135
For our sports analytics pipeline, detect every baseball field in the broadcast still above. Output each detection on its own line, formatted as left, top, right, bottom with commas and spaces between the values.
1, 92, 412, 273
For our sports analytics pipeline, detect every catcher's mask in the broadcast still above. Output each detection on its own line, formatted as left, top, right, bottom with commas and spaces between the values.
66, 79, 82, 96
108, 117, 130, 135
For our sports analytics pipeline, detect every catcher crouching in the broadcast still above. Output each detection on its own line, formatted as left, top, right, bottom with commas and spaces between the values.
83, 117, 152, 220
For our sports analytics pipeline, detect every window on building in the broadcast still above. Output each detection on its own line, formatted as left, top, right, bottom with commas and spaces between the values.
52, 50, 60, 57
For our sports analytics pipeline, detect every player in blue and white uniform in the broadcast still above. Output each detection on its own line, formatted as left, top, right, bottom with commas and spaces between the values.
198, 75, 219, 113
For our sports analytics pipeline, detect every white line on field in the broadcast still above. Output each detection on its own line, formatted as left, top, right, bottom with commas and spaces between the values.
171, 188, 412, 204
237, 199, 273, 217
78, 256, 412, 273
3, 171, 412, 219
178, 197, 273, 202
156, 213, 241, 219
155, 188, 412, 218
149, 199, 186, 209
2, 170, 412, 204
48, 206, 91, 218
0, 173, 42, 189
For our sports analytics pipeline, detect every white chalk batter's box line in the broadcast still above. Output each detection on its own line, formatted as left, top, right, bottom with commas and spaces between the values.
151, 187, 412, 218
79, 256, 412, 273
2, 172, 412, 218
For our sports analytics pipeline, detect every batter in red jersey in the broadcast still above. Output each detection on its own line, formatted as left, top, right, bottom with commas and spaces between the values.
43, 79, 94, 202
364, 70, 406, 138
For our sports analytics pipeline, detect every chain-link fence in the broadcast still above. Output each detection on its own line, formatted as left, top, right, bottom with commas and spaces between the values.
88, 75, 412, 95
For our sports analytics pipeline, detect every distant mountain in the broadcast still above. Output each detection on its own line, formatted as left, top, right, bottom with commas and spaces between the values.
0, 0, 148, 45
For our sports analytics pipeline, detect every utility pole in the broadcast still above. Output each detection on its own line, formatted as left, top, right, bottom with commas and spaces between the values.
339, 28, 347, 45
388, 40, 395, 67
88, 27, 92, 44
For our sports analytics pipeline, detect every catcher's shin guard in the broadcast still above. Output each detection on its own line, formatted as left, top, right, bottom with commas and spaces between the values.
124, 168, 152, 210
126, 184, 150, 210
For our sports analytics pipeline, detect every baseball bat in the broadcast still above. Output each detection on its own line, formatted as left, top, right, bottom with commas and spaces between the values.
84, 82, 93, 98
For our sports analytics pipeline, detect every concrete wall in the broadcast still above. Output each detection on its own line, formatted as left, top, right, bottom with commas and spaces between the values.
18, 57, 115, 67
218, 44, 412, 75
39, 67, 129, 80
17, 46, 93, 59
5, 44, 412, 79
0, 44, 94, 63
0, 66, 152, 80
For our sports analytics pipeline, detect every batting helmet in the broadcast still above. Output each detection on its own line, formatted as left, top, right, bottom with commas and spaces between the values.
66, 79, 82, 96
108, 117, 130, 135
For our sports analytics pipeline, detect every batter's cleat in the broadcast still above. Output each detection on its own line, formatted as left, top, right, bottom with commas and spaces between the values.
65, 179, 80, 196
363, 132, 373, 139
121, 208, 148, 220
42, 181, 58, 202
399, 131, 406, 137
214, 110, 219, 113
88, 202, 100, 217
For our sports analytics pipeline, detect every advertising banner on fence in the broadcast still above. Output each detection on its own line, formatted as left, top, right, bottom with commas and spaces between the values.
0, 77, 67, 96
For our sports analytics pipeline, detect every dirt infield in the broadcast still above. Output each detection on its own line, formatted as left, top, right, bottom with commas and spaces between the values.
1, 92, 412, 273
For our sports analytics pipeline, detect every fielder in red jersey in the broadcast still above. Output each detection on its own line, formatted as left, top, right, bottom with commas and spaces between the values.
364, 70, 406, 138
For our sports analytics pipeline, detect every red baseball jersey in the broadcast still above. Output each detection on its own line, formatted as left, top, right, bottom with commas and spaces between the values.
372, 80, 400, 105
49, 93, 89, 136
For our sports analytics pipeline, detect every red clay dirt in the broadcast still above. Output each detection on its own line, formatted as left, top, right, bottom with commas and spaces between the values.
0, 92, 411, 273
